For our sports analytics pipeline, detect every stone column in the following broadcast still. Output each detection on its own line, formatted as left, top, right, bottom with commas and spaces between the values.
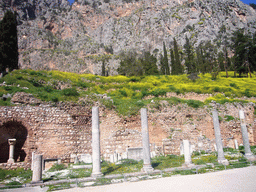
7, 139, 16, 164
212, 110, 229, 165
31, 151, 35, 170
31, 154, 43, 184
239, 110, 256, 161
91, 106, 103, 178
183, 140, 194, 167
234, 139, 239, 150
141, 108, 154, 172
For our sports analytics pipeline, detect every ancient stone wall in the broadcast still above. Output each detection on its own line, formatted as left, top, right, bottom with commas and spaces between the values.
0, 94, 255, 169
0, 104, 92, 164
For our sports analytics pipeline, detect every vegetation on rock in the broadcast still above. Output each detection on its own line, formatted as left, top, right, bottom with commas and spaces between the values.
1, 69, 256, 116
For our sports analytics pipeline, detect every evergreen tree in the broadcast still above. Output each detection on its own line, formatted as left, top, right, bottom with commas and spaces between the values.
231, 29, 250, 77
140, 51, 159, 75
101, 59, 106, 76
118, 50, 143, 76
159, 53, 165, 75
204, 41, 217, 72
170, 48, 175, 75
249, 3, 256, 10
184, 36, 196, 74
172, 38, 183, 75
196, 44, 204, 74
197, 41, 218, 75
163, 42, 170, 75
222, 46, 231, 78
248, 32, 256, 75
117, 50, 158, 76
218, 51, 225, 71
0, 10, 19, 74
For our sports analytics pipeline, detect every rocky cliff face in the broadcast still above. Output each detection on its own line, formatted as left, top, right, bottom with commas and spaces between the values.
0, 0, 256, 74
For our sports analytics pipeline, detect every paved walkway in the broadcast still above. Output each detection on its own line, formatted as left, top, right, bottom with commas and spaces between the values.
3, 166, 256, 192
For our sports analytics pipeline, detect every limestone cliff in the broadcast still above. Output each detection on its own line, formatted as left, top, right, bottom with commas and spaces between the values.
0, 0, 256, 74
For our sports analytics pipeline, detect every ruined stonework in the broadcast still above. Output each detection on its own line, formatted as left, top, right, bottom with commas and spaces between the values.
0, 101, 92, 164
0, 93, 255, 168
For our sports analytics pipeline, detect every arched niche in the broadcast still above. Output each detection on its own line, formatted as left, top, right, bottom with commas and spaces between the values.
0, 120, 28, 163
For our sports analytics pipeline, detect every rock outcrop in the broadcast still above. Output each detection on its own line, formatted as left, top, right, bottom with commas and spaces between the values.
0, 0, 255, 74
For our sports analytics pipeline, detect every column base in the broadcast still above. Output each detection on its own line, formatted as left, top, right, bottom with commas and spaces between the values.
7, 159, 15, 164
218, 159, 229, 165
31, 180, 43, 184
182, 163, 195, 168
245, 153, 256, 161
141, 164, 154, 173
91, 172, 103, 178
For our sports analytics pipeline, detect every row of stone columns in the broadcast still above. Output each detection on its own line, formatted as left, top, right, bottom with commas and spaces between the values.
212, 109, 256, 164
11, 107, 254, 183
91, 107, 154, 176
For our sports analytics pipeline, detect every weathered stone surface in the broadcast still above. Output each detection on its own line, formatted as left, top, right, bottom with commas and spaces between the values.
0, 0, 255, 74
11, 92, 41, 105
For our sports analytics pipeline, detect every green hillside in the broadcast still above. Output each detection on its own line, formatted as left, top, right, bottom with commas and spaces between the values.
0, 70, 255, 116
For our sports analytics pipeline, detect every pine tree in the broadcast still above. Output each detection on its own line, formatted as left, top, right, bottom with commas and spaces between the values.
0, 10, 19, 74
101, 59, 106, 76
248, 32, 256, 74
231, 29, 250, 77
218, 51, 225, 71
196, 43, 205, 74
249, 3, 256, 10
118, 50, 143, 76
163, 42, 170, 75
170, 48, 175, 75
223, 46, 230, 78
184, 36, 196, 74
140, 51, 159, 75
159, 53, 165, 75
172, 38, 183, 75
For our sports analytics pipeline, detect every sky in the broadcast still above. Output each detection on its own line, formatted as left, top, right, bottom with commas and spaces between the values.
67, 0, 255, 5
68, 0, 74, 4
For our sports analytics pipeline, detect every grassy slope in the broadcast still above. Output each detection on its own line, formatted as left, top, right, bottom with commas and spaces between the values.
0, 70, 255, 116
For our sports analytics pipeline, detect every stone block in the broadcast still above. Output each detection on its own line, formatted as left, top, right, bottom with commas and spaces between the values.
127, 147, 143, 161
79, 154, 92, 164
